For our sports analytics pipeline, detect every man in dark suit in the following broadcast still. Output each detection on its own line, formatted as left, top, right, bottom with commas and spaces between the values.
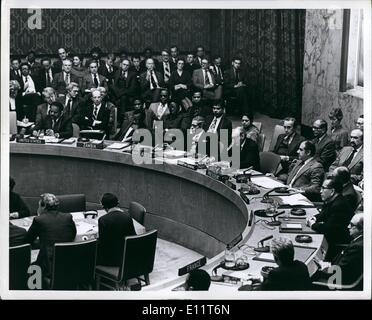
312, 119, 337, 171
114, 109, 146, 142
9, 177, 30, 219
244, 238, 311, 290
79, 88, 111, 136
312, 213, 363, 288
223, 57, 249, 116
184, 52, 199, 75
237, 127, 260, 170
210, 55, 224, 86
10, 57, 22, 82
52, 47, 68, 74
81, 60, 108, 94
35, 57, 55, 92
35, 87, 56, 125
129, 55, 142, 80
329, 129, 363, 185
57, 82, 82, 126
272, 117, 305, 175
286, 140, 324, 202
33, 101, 73, 138
307, 178, 354, 261
139, 47, 161, 73
9, 223, 27, 247
159, 49, 176, 87
25, 50, 42, 76
98, 53, 118, 86
110, 59, 138, 124
24, 193, 77, 281
52, 59, 79, 97
85, 47, 105, 69
97, 193, 136, 267
192, 58, 222, 101
139, 58, 165, 105
194, 45, 206, 69
170, 45, 180, 65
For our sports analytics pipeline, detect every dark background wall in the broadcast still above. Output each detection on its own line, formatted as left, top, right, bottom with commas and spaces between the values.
10, 8, 306, 119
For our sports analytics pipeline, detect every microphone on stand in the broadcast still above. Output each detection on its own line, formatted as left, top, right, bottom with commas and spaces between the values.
254, 235, 274, 252
266, 210, 285, 226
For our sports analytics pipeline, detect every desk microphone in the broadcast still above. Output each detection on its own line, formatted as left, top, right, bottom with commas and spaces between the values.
266, 210, 285, 226
261, 187, 289, 203
254, 235, 273, 252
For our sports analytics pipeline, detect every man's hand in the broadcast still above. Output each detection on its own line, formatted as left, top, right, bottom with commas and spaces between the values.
32, 130, 39, 137
10, 212, 19, 219
45, 129, 54, 136
306, 216, 316, 227
92, 120, 102, 126
54, 133, 60, 138
204, 84, 214, 89
280, 155, 289, 162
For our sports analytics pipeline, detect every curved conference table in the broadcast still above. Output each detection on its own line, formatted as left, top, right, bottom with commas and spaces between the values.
10, 140, 326, 291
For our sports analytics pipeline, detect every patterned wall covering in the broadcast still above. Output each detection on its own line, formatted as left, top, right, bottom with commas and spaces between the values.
10, 9, 305, 119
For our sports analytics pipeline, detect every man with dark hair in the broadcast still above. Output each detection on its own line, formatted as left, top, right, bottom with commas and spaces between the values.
328, 108, 349, 150
271, 117, 305, 175
86, 47, 105, 69
285, 140, 324, 201
81, 60, 108, 94
329, 129, 363, 185
312, 119, 337, 171
114, 108, 147, 142
210, 54, 224, 85
52, 47, 68, 74
10, 57, 22, 82
307, 178, 354, 261
25, 50, 41, 76
36, 57, 55, 92
97, 193, 136, 266
355, 115, 363, 130
24, 193, 76, 281
188, 90, 210, 118
185, 269, 211, 291
129, 55, 142, 79
170, 45, 179, 64
98, 53, 118, 86
194, 45, 206, 69
33, 101, 73, 138
184, 52, 198, 74
146, 88, 170, 129
9, 177, 30, 219
52, 59, 79, 96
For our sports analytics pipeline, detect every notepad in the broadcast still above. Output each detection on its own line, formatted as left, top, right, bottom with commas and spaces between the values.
281, 223, 303, 230
106, 142, 131, 150
251, 176, 285, 189
60, 138, 76, 144
252, 252, 275, 263
278, 194, 313, 207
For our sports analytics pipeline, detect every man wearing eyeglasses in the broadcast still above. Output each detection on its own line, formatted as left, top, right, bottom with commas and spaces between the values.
111, 59, 138, 125
139, 58, 165, 104
311, 119, 337, 171
159, 49, 176, 87
312, 213, 363, 288
307, 178, 354, 261
328, 129, 363, 185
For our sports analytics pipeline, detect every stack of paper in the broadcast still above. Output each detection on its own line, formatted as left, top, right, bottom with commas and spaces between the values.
251, 176, 285, 189
278, 194, 313, 207
106, 142, 131, 150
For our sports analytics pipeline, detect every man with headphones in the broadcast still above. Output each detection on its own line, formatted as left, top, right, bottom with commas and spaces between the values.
24, 193, 77, 287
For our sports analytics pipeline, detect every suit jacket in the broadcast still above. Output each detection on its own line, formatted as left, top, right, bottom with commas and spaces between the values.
24, 211, 77, 277
272, 132, 305, 161
313, 134, 337, 171
80, 101, 111, 134
146, 102, 171, 129
240, 138, 260, 170
204, 114, 232, 144
260, 260, 311, 290
97, 209, 136, 266
114, 118, 146, 141
33, 113, 73, 138
35, 68, 56, 92
169, 70, 192, 92
98, 64, 118, 86
286, 158, 324, 201
330, 125, 349, 150
10, 191, 31, 218
10, 68, 22, 83
139, 58, 161, 73
329, 146, 363, 184
52, 72, 80, 96
342, 182, 359, 211
81, 73, 108, 93
111, 70, 138, 99
139, 71, 165, 93
311, 195, 354, 261
52, 59, 63, 74
57, 95, 83, 125
35, 103, 51, 125
9, 223, 27, 247
223, 68, 247, 92
192, 68, 217, 90
158, 61, 176, 83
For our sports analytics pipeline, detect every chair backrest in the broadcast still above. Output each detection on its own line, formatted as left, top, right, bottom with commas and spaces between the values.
9, 244, 31, 290
110, 107, 118, 137
128, 201, 146, 225
119, 230, 157, 282
72, 123, 80, 137
252, 121, 262, 133
51, 239, 97, 290
258, 133, 266, 152
10, 111, 17, 134
259, 151, 282, 175
57, 194, 86, 213
268, 124, 285, 152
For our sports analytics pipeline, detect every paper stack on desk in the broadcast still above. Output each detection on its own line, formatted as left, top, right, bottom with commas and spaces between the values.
278, 194, 313, 207
106, 142, 131, 150
251, 176, 285, 189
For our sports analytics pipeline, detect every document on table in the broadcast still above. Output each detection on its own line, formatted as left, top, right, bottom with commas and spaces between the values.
106, 142, 131, 150
251, 176, 285, 189
252, 252, 276, 263
75, 220, 97, 234
278, 193, 313, 207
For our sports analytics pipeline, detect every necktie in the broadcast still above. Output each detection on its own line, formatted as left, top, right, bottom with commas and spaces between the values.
205, 70, 210, 85
94, 74, 99, 87
219, 67, 223, 80
235, 70, 240, 84
343, 148, 357, 167
93, 106, 98, 119
164, 63, 170, 82
65, 73, 70, 85
46, 72, 51, 85
24, 76, 28, 83
52, 119, 55, 130
289, 161, 305, 187
150, 71, 157, 90
66, 99, 72, 115
209, 117, 217, 132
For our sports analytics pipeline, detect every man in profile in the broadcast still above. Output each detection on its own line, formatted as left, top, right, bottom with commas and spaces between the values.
312, 119, 336, 171
97, 193, 136, 267
9, 177, 30, 219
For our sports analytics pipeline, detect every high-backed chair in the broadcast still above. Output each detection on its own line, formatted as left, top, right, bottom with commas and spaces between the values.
72, 123, 80, 137
268, 124, 285, 152
57, 194, 86, 213
50, 239, 97, 290
95, 230, 158, 290
258, 133, 266, 152
9, 244, 31, 290
128, 201, 146, 225
252, 121, 262, 133
259, 151, 282, 175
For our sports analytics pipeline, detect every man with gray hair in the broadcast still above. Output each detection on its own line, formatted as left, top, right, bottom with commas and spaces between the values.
35, 87, 56, 124
52, 59, 79, 96
24, 193, 76, 285
57, 82, 82, 124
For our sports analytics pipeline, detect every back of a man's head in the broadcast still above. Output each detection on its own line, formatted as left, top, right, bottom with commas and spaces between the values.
101, 193, 119, 210
186, 269, 211, 291
271, 238, 294, 266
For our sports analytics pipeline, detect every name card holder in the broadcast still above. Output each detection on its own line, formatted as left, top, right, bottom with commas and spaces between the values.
76, 141, 105, 150
16, 137, 45, 144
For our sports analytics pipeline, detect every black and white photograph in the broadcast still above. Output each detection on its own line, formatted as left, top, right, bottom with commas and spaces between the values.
1, 0, 370, 301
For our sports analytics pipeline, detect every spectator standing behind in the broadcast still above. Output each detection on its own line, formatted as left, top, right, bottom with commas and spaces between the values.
328, 108, 349, 151
97, 193, 136, 266
9, 177, 30, 219
52, 47, 68, 74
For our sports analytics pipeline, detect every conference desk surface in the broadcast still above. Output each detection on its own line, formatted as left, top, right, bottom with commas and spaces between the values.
10, 141, 326, 291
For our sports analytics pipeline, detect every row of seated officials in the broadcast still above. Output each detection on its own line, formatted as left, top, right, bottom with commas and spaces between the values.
9, 45, 251, 129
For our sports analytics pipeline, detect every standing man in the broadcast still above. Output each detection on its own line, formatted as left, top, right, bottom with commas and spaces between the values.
57, 82, 82, 126
10, 57, 22, 82
52, 59, 79, 97
52, 47, 68, 74
98, 53, 118, 86
36, 57, 55, 92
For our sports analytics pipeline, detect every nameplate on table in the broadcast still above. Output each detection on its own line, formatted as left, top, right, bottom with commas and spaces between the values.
16, 137, 45, 144
206, 169, 229, 182
177, 160, 198, 170
225, 179, 237, 190
77, 141, 105, 150
178, 256, 207, 276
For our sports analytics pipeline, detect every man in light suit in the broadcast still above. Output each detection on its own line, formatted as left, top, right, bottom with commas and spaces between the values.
52, 59, 79, 97
286, 140, 325, 202
81, 60, 108, 95
329, 129, 363, 184
145, 88, 170, 129
57, 82, 82, 126
192, 58, 222, 102
312, 119, 337, 171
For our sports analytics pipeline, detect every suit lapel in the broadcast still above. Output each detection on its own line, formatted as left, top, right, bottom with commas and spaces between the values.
294, 159, 314, 182
349, 147, 363, 169
288, 134, 299, 155
288, 161, 302, 183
